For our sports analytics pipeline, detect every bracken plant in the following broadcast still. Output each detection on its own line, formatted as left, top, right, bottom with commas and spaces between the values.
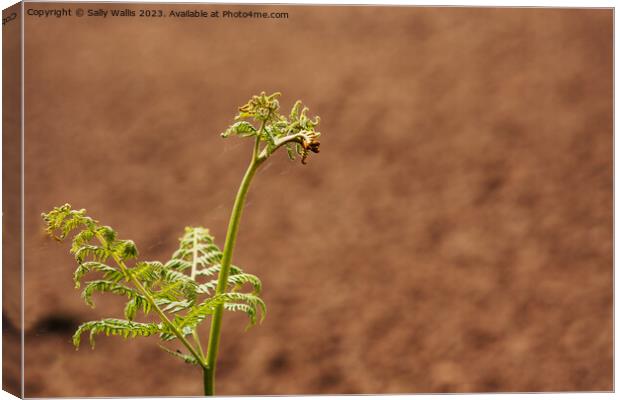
42, 92, 321, 395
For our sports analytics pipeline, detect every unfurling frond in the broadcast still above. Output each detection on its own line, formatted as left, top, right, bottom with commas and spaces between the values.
221, 92, 322, 164
234, 91, 281, 123
42, 205, 138, 264
42, 204, 97, 241
72, 318, 164, 349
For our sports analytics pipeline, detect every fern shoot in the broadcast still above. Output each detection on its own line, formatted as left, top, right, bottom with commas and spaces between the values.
42, 92, 321, 396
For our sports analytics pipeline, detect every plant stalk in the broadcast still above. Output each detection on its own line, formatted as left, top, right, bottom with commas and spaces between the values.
204, 137, 262, 395
202, 366, 210, 396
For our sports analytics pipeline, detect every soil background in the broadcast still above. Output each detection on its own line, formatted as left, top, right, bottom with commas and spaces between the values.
10, 4, 613, 396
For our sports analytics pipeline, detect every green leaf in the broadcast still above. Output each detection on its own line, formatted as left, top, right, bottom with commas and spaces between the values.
81, 280, 146, 308
286, 143, 297, 160
124, 296, 151, 321
156, 299, 194, 313
175, 296, 224, 330
234, 92, 282, 123
41, 204, 97, 241
124, 298, 138, 321
155, 269, 198, 302
111, 240, 138, 261
221, 121, 257, 138
152, 280, 184, 301
97, 225, 117, 243
222, 292, 266, 326
164, 258, 191, 272
195, 264, 243, 278
289, 100, 302, 121
70, 229, 95, 253
196, 279, 218, 295
129, 261, 163, 285
197, 273, 261, 295
73, 261, 124, 288
166, 227, 239, 282
224, 303, 257, 330
72, 318, 162, 349
227, 273, 262, 295
178, 292, 265, 331
73, 245, 109, 263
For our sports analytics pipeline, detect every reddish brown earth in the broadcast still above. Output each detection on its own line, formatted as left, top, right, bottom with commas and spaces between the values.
10, 4, 613, 396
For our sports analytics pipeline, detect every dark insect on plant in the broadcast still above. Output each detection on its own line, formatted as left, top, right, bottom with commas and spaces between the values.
42, 92, 321, 395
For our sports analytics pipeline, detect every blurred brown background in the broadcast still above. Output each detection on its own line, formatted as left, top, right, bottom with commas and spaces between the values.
14, 4, 612, 396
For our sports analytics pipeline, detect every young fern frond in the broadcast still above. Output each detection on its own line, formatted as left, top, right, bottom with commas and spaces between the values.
221, 92, 321, 164
43, 93, 322, 396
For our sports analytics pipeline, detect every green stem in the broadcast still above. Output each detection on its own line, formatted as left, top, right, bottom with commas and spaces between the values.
203, 366, 210, 396
204, 137, 262, 395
